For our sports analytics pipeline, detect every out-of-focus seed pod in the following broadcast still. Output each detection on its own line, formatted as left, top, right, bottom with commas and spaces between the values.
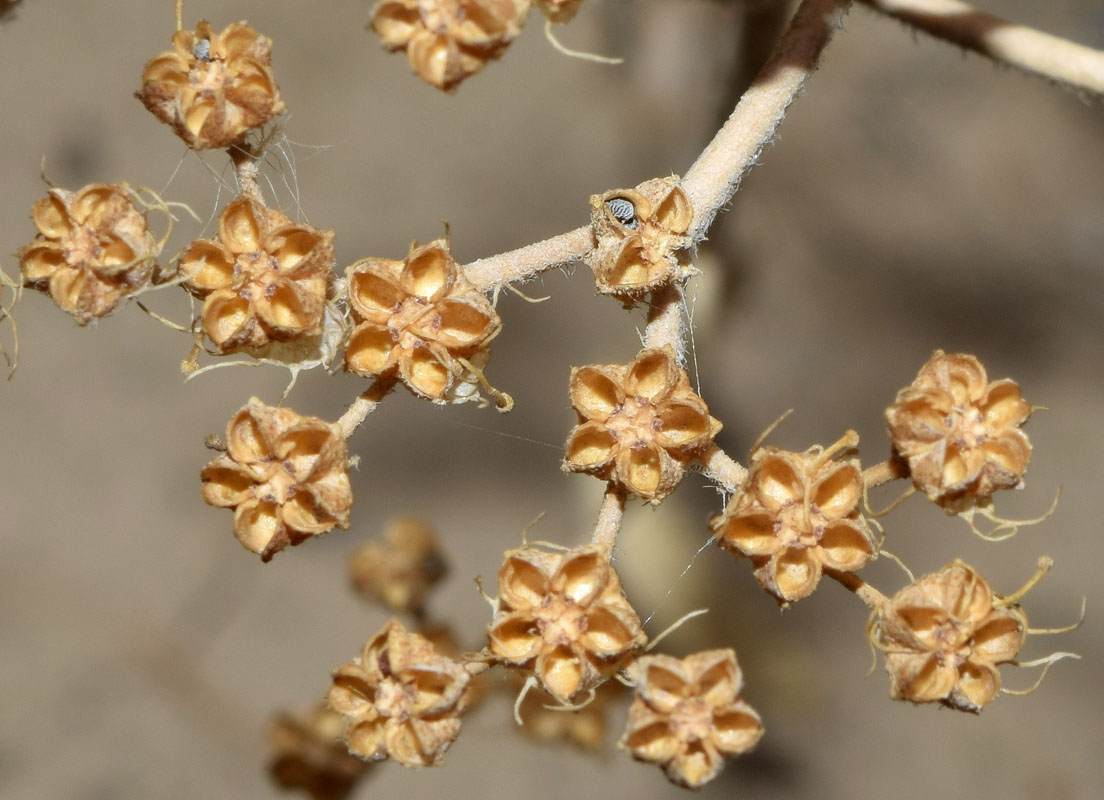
348, 517, 448, 614
268, 704, 371, 800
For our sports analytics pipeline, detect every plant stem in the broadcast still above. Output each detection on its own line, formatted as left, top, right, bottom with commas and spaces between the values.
337, 379, 394, 438
826, 567, 888, 609
642, 284, 684, 352
464, 226, 593, 292
592, 483, 627, 553
697, 445, 749, 494
863, 458, 908, 488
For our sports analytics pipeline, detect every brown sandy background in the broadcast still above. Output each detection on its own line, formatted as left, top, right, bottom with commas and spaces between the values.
1, 1, 1102, 798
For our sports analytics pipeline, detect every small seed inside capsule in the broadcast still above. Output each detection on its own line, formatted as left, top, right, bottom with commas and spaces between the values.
606, 198, 639, 230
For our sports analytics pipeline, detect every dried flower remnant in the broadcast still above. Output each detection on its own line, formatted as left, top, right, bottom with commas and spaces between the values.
268, 704, 370, 800
201, 397, 352, 561
534, 0, 583, 23
518, 679, 622, 752
137, 20, 286, 149
713, 431, 878, 604
869, 560, 1027, 713
585, 177, 694, 298
180, 196, 335, 354
885, 350, 1033, 511
622, 650, 763, 789
369, 0, 530, 91
488, 543, 646, 703
349, 517, 448, 614
564, 346, 721, 503
344, 239, 501, 404
19, 183, 158, 324
328, 620, 471, 767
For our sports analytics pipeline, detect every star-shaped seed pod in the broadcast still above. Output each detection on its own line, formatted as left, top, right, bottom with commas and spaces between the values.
585, 176, 694, 299
137, 20, 286, 149
344, 239, 501, 404
268, 703, 371, 800
712, 431, 878, 604
885, 350, 1033, 511
180, 196, 335, 354
563, 346, 721, 503
369, 0, 529, 91
328, 619, 472, 767
18, 183, 159, 324
622, 650, 763, 789
868, 560, 1027, 713
201, 397, 352, 561
488, 543, 646, 703
349, 517, 448, 614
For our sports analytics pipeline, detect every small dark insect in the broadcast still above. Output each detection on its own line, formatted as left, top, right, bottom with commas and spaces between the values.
606, 197, 639, 230
193, 38, 212, 62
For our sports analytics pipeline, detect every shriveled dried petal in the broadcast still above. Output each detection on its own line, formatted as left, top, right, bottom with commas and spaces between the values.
349, 517, 448, 613
268, 704, 370, 800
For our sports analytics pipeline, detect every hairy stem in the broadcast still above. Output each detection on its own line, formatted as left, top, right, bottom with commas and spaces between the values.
642, 284, 684, 352
826, 567, 888, 609
592, 483, 627, 553
698, 445, 749, 494
862, 458, 908, 488
464, 226, 593, 292
338, 379, 395, 438
860, 0, 1104, 95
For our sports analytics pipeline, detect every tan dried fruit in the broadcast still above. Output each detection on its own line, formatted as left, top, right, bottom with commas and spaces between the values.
201, 397, 352, 561
328, 619, 471, 767
563, 346, 721, 503
137, 20, 286, 149
534, 0, 583, 23
712, 431, 877, 604
488, 542, 646, 703
622, 650, 763, 789
19, 183, 158, 324
344, 239, 501, 404
369, 0, 530, 91
585, 177, 694, 298
268, 704, 370, 800
180, 196, 335, 354
349, 517, 448, 613
869, 560, 1027, 713
885, 350, 1033, 511
517, 679, 622, 752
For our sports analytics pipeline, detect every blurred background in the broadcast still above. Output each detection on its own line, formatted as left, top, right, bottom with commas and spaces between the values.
1, 0, 1102, 797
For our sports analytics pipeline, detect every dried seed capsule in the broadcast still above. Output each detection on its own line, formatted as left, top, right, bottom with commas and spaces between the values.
885, 351, 1033, 511
535, 0, 584, 23
622, 650, 763, 789
268, 704, 370, 800
348, 517, 448, 614
517, 679, 623, 751
137, 20, 286, 149
18, 183, 159, 324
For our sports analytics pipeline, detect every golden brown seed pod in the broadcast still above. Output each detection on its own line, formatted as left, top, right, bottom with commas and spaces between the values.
268, 703, 371, 800
18, 183, 158, 324
517, 679, 623, 752
348, 517, 448, 614
369, 0, 530, 91
585, 176, 694, 298
563, 346, 721, 503
712, 431, 878, 604
200, 397, 352, 561
328, 619, 472, 767
344, 239, 501, 404
487, 542, 646, 703
180, 196, 335, 354
885, 350, 1033, 511
534, 0, 583, 23
137, 20, 286, 149
869, 560, 1027, 713
622, 650, 764, 789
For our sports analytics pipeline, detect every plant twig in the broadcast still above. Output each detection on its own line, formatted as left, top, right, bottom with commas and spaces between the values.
826, 567, 888, 609
592, 483, 627, 553
337, 379, 394, 438
860, 0, 1104, 96
697, 445, 749, 494
642, 284, 684, 352
863, 458, 908, 488
464, 226, 593, 292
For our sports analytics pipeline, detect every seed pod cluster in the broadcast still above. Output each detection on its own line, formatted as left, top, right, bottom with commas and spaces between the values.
19, 183, 158, 324
348, 517, 448, 614
585, 176, 694, 299
344, 239, 501, 404
885, 351, 1033, 511
268, 704, 370, 800
563, 346, 721, 503
180, 196, 335, 354
369, 0, 530, 91
137, 20, 286, 149
487, 543, 646, 703
869, 560, 1027, 713
622, 650, 763, 789
200, 397, 352, 561
712, 432, 878, 604
328, 620, 472, 767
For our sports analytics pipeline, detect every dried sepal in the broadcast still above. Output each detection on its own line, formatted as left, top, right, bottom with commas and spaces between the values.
563, 346, 721, 503
585, 176, 695, 298
343, 239, 503, 405
137, 20, 286, 149
534, 0, 583, 23
349, 517, 448, 613
268, 703, 370, 800
180, 196, 336, 354
487, 542, 646, 703
327, 619, 472, 767
885, 350, 1033, 512
622, 650, 763, 789
868, 560, 1028, 713
712, 431, 877, 604
18, 183, 159, 324
200, 397, 352, 561
369, 0, 530, 91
